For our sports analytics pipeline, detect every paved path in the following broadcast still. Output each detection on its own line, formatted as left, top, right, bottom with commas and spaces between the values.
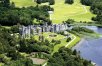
82, 5, 88, 13
65, 35, 76, 47
42, 62, 47, 66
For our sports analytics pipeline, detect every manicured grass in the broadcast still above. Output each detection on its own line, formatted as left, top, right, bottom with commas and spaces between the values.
50, 0, 95, 24
34, 32, 65, 42
33, 32, 68, 54
67, 34, 80, 48
0, 63, 4, 66
52, 38, 68, 54
10, 0, 37, 7
34, 32, 80, 54
52, 33, 80, 54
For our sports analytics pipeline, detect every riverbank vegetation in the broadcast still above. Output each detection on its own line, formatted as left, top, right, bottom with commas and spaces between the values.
48, 47, 93, 66
72, 27, 94, 33
69, 27, 101, 38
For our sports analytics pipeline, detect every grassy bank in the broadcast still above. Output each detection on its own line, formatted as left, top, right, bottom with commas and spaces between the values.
52, 33, 80, 54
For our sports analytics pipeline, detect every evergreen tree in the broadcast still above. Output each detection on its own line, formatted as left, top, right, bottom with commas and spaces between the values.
49, 0, 55, 5
36, 0, 41, 4
80, 0, 93, 6
65, 0, 74, 4
1, 0, 10, 7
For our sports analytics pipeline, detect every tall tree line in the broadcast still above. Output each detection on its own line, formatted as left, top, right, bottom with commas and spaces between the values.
0, 0, 54, 26
36, 0, 55, 5
80, 0, 93, 6
48, 47, 93, 66
65, 0, 74, 4
0, 0, 10, 7
90, 0, 102, 23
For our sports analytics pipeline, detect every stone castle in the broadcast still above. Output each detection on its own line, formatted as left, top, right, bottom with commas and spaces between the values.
19, 23, 71, 38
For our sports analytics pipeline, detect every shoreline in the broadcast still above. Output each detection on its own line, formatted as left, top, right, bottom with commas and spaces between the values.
72, 38, 85, 49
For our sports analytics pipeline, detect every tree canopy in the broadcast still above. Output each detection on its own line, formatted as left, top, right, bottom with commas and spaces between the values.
48, 47, 93, 66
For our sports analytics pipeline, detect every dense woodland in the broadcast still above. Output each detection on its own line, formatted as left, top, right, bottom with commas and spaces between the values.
0, 0, 53, 26
48, 47, 93, 66
36, 0, 55, 5
0, 27, 53, 66
65, 0, 74, 4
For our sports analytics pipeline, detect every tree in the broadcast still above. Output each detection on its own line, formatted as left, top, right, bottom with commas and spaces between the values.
0, 5, 50, 26
10, 2, 15, 8
49, 0, 55, 5
36, 0, 41, 4
7, 48, 21, 60
48, 47, 93, 66
80, 0, 93, 6
11, 25, 19, 33
0, 0, 10, 7
65, 0, 74, 4
73, 49, 77, 55
4, 58, 34, 66
65, 19, 75, 24
66, 37, 71, 42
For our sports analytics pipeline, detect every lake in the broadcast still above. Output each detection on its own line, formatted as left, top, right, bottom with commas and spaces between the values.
73, 26, 102, 66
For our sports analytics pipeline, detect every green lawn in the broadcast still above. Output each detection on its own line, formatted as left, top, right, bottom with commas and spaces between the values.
34, 32, 68, 54
34, 32, 80, 54
52, 33, 80, 54
52, 38, 67, 54
10, 0, 36, 7
50, 0, 95, 24
67, 34, 80, 48
0, 63, 4, 66
34, 32, 65, 42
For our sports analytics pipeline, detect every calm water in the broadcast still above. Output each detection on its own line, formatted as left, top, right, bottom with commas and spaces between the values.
73, 27, 102, 66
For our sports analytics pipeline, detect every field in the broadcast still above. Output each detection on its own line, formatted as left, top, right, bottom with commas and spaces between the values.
11, 0, 95, 24
34, 32, 65, 41
50, 0, 95, 23
10, 0, 36, 7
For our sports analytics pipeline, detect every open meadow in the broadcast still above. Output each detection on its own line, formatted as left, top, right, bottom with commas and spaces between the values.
50, 0, 95, 23
10, 0, 36, 7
